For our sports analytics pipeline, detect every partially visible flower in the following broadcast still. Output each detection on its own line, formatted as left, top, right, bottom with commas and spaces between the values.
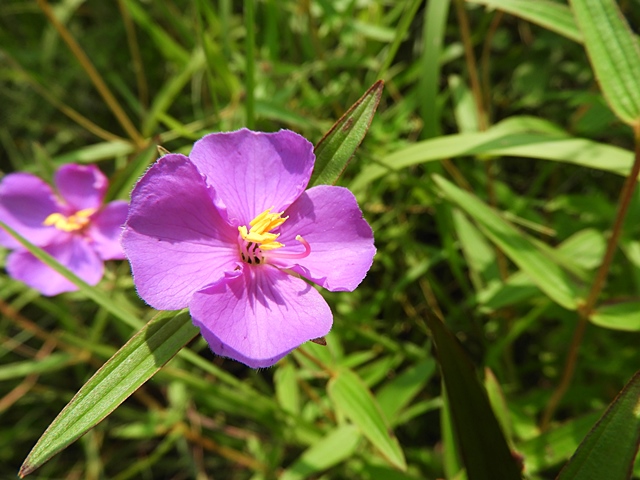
122, 129, 375, 368
0, 164, 128, 295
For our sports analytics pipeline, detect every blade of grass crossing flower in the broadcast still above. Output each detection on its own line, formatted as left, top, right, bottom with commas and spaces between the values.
557, 371, 640, 480
327, 368, 406, 471
569, 0, 640, 125
423, 309, 522, 480
0, 221, 142, 329
279, 425, 361, 480
432, 175, 580, 310
19, 310, 197, 477
467, 0, 582, 43
310, 80, 384, 187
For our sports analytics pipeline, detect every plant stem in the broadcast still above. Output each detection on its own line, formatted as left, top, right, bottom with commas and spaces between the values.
541, 122, 640, 430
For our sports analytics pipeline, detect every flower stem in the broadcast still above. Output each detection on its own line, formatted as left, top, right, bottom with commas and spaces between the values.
541, 122, 640, 430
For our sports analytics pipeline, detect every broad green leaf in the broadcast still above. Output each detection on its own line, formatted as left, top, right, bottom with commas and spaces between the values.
19, 310, 198, 477
557, 371, 640, 480
590, 302, 640, 331
328, 368, 406, 471
279, 425, 361, 480
423, 309, 521, 480
0, 221, 142, 329
467, 0, 582, 43
310, 80, 384, 187
433, 175, 580, 310
570, 0, 640, 124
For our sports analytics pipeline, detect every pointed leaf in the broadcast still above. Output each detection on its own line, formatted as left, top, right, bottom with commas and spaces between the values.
433, 175, 580, 310
19, 310, 198, 477
557, 371, 640, 480
590, 302, 640, 331
423, 309, 522, 480
569, 0, 640, 124
328, 368, 406, 471
310, 80, 384, 187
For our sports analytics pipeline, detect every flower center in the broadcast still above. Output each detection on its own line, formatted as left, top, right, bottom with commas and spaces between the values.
238, 207, 311, 265
43, 208, 96, 232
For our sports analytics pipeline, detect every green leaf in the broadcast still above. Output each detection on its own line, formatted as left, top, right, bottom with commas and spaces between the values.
518, 412, 600, 474
433, 175, 580, 310
0, 353, 75, 381
353, 126, 635, 190
557, 371, 640, 480
569, 0, 640, 125
590, 302, 640, 331
423, 309, 522, 480
376, 358, 437, 424
310, 80, 384, 187
0, 221, 142, 329
468, 0, 582, 43
19, 310, 198, 477
327, 368, 406, 471
279, 425, 361, 480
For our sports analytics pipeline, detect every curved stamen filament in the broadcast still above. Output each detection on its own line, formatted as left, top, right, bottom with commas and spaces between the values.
267, 235, 311, 260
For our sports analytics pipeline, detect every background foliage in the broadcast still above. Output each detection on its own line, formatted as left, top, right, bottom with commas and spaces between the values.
1, 0, 639, 478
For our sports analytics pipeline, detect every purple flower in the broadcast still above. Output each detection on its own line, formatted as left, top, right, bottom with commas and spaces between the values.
0, 164, 128, 296
122, 129, 375, 368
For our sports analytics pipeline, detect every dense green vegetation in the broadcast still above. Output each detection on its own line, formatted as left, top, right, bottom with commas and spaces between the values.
1, 0, 639, 478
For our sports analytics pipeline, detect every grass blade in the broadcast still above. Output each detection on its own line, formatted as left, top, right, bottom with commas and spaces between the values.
433, 175, 580, 310
19, 310, 198, 477
0, 221, 141, 329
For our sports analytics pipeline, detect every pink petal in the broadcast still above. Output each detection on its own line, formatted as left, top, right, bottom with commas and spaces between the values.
6, 235, 104, 296
121, 154, 239, 311
0, 172, 62, 249
190, 265, 333, 368
275, 185, 375, 292
88, 200, 128, 260
55, 164, 108, 211
189, 129, 315, 227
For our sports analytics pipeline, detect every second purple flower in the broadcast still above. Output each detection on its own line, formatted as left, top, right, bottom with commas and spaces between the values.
122, 129, 375, 368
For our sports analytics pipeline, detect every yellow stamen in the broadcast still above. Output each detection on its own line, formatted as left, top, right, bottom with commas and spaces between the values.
238, 207, 287, 250
43, 208, 96, 232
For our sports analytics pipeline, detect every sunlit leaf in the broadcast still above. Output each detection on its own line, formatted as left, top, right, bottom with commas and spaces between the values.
433, 175, 581, 310
328, 368, 406, 471
310, 80, 384, 187
19, 310, 197, 477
